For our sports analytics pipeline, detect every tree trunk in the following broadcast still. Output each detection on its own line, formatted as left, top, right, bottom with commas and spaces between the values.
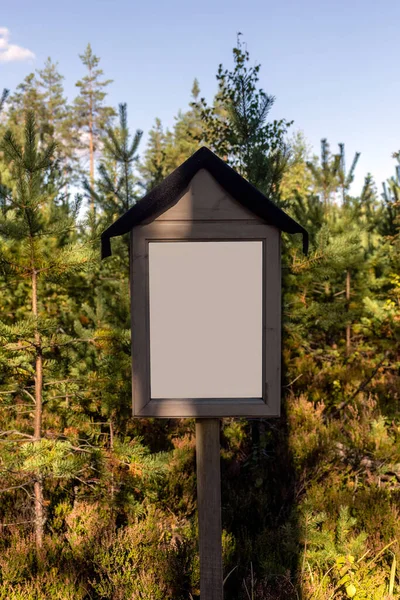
110, 417, 115, 501
89, 120, 94, 191
32, 269, 45, 551
89, 88, 95, 216
346, 269, 351, 355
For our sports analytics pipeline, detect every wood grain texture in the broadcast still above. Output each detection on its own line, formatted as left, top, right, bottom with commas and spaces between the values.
156, 169, 258, 221
196, 419, 223, 600
130, 229, 151, 415
138, 399, 269, 418
264, 226, 281, 415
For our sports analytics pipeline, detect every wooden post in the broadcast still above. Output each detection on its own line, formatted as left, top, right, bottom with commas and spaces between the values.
346, 269, 351, 355
196, 418, 223, 600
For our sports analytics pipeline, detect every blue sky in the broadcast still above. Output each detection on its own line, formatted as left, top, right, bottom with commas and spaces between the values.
2, 0, 399, 195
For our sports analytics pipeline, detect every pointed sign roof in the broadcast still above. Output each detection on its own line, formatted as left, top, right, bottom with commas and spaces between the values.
101, 147, 308, 259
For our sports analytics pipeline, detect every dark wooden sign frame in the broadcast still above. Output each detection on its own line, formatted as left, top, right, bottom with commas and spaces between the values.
130, 219, 281, 418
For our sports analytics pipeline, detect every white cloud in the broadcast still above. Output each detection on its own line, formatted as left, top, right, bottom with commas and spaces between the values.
0, 27, 35, 63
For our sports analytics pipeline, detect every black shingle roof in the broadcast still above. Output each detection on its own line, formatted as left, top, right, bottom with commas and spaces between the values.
101, 146, 308, 258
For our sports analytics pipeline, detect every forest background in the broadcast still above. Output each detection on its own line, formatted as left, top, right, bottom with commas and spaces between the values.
0, 31, 399, 600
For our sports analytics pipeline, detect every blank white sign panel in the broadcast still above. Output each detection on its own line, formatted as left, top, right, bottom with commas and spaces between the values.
148, 241, 263, 399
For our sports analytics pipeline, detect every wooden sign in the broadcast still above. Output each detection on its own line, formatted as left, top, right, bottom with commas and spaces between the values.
101, 148, 308, 419
101, 147, 308, 599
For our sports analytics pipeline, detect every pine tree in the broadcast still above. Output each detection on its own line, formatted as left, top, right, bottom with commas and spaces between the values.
36, 58, 66, 135
361, 174, 377, 212
165, 79, 203, 166
7, 73, 47, 141
0, 112, 95, 551
74, 44, 115, 198
280, 131, 313, 205
81, 102, 142, 447
0, 88, 9, 113
306, 139, 341, 209
381, 165, 400, 238
337, 144, 361, 353
36, 58, 79, 181
140, 80, 203, 190
92, 102, 142, 217
300, 139, 361, 353
338, 143, 361, 203
140, 118, 167, 189
193, 35, 292, 200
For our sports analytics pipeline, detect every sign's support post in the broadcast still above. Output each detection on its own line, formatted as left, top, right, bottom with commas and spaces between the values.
196, 418, 223, 600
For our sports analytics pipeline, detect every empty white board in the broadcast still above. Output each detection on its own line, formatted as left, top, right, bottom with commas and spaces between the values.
148, 241, 263, 399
